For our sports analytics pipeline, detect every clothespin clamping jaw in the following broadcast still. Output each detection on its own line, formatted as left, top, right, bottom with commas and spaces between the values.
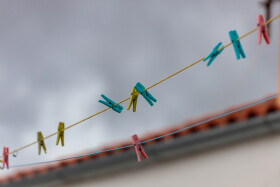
257, 14, 270, 45
99, 94, 123, 113
229, 30, 246, 60
127, 87, 139, 112
2, 147, 9, 169
37, 131, 47, 155
203, 42, 224, 66
56, 122, 65, 146
134, 82, 157, 106
131, 134, 148, 162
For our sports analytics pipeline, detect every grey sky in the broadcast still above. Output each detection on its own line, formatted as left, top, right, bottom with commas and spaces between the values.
0, 0, 279, 173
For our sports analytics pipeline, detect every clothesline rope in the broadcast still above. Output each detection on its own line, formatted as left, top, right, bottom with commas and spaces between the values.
10, 93, 280, 168
6, 13, 280, 157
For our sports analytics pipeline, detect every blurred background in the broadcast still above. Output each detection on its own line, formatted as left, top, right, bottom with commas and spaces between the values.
0, 0, 279, 179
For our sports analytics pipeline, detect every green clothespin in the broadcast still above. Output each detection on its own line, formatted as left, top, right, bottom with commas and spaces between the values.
56, 122, 65, 146
127, 87, 139, 112
37, 131, 47, 155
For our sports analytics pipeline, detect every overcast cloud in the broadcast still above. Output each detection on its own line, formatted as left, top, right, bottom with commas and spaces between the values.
0, 0, 279, 173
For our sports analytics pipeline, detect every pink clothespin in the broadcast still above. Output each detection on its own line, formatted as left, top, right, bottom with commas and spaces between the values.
3, 147, 9, 169
131, 134, 148, 162
257, 14, 270, 45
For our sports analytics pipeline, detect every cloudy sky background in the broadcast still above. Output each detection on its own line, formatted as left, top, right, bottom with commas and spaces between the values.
0, 0, 279, 173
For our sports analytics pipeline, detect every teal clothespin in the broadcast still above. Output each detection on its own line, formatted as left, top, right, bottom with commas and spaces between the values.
134, 82, 157, 106
99, 94, 123, 113
229, 30, 246, 60
203, 42, 224, 66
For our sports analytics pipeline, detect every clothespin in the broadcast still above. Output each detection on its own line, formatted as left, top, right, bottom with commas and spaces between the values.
98, 94, 123, 113
257, 14, 270, 45
127, 87, 139, 112
2, 147, 9, 169
229, 30, 246, 60
56, 122, 65, 146
134, 82, 157, 106
203, 42, 224, 66
37, 131, 47, 155
131, 134, 148, 162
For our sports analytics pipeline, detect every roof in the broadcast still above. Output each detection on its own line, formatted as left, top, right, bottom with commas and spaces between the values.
1, 94, 280, 186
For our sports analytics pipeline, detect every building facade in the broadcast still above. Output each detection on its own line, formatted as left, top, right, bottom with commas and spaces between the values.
1, 96, 280, 187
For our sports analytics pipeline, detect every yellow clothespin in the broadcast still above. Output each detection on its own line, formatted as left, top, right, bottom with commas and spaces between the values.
127, 87, 139, 112
56, 122, 65, 146
37, 131, 47, 155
